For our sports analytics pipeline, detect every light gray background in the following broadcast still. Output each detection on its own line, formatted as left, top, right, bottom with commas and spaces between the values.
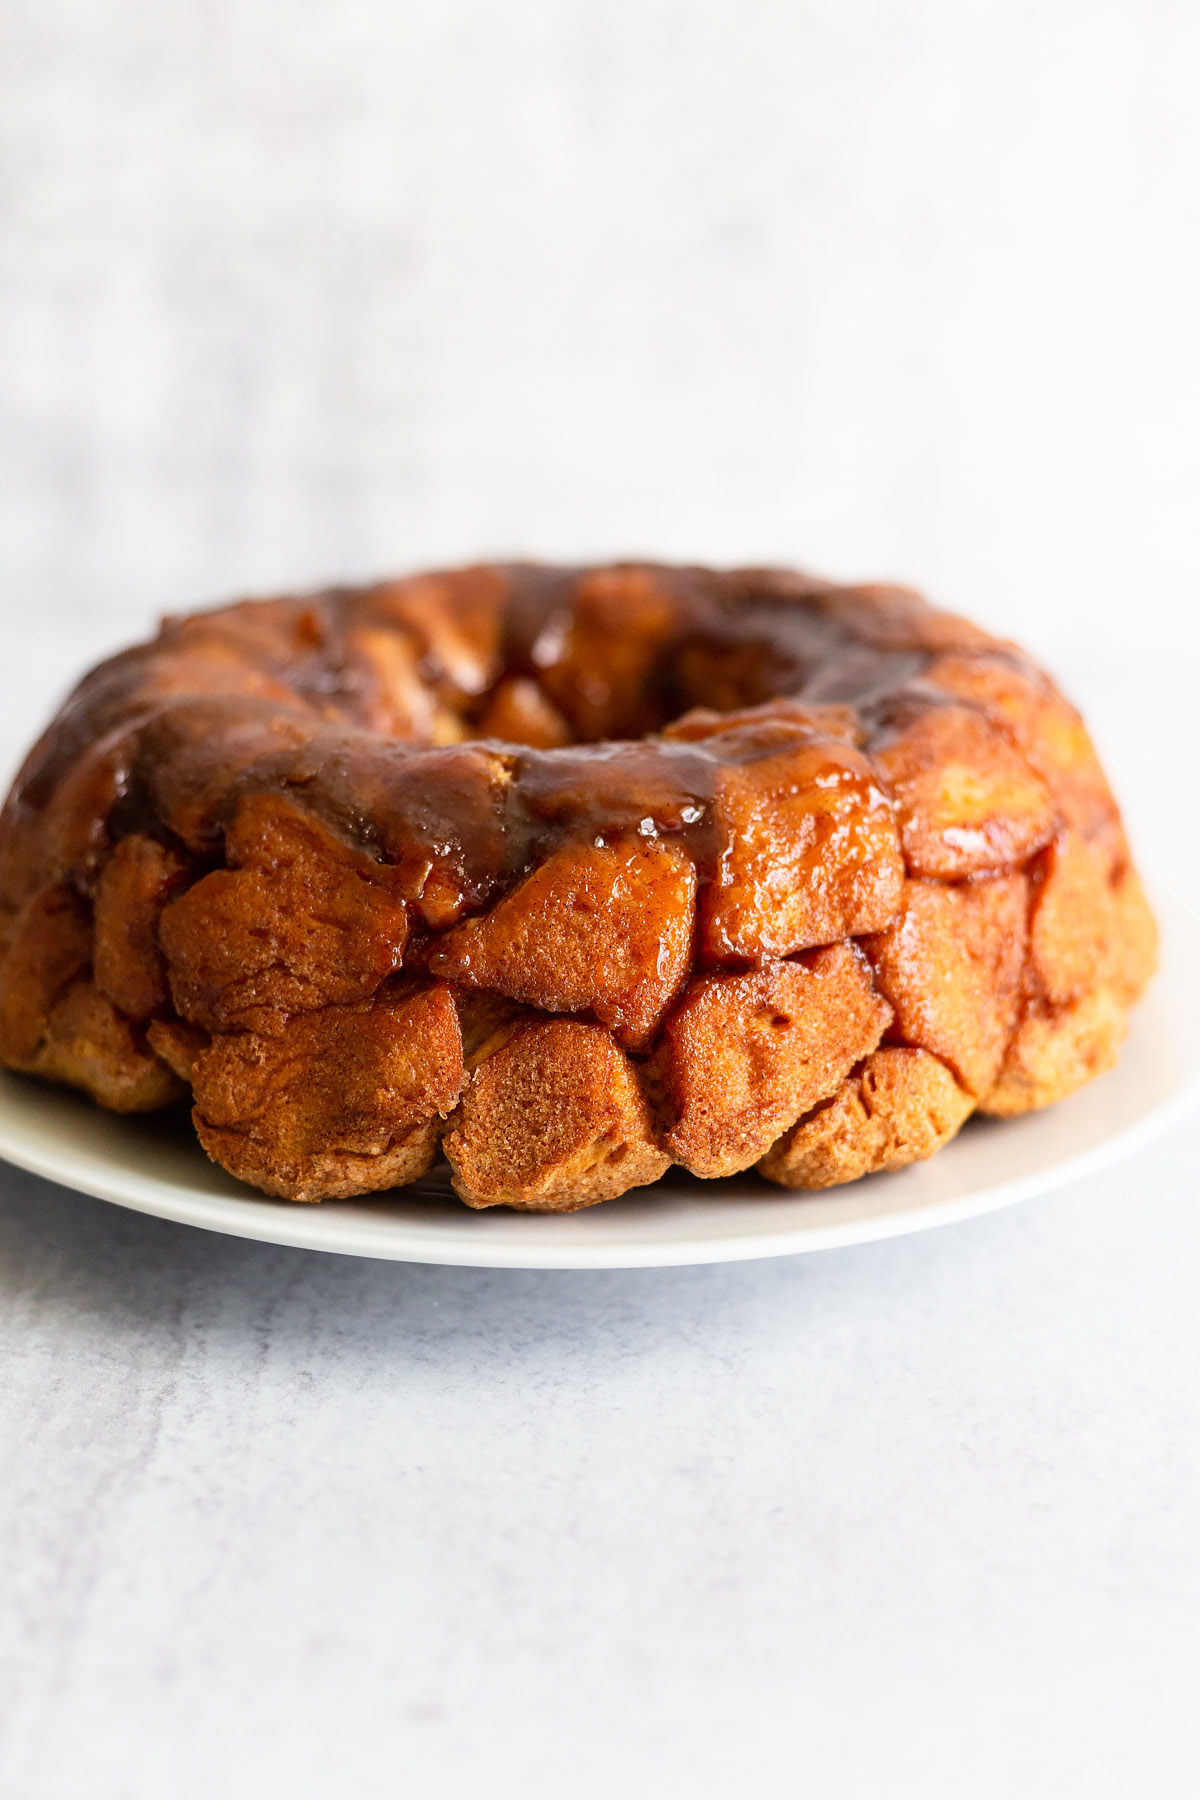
1, 4, 1198, 1797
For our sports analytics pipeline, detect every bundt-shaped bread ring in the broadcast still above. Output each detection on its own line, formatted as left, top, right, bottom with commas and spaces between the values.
0, 563, 1157, 1209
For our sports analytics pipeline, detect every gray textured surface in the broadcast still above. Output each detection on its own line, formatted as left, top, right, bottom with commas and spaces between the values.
1, 4, 1198, 1796
3, 1143, 1200, 1800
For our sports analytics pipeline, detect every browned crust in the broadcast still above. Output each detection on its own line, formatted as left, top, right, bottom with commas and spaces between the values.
863, 875, 1029, 1098
0, 882, 182, 1112
981, 988, 1128, 1118
697, 725, 905, 964
428, 837, 696, 1049
655, 943, 893, 1178
758, 1047, 974, 1189
873, 703, 1057, 879
443, 1017, 670, 1210
925, 652, 1119, 841
183, 982, 464, 1202
0, 563, 1156, 1206
979, 827, 1158, 1116
0, 884, 93, 1066
94, 834, 190, 1021
28, 980, 184, 1114
473, 676, 571, 749
159, 792, 412, 1033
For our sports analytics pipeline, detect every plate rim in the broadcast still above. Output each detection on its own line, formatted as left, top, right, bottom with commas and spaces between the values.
0, 1070, 1197, 1270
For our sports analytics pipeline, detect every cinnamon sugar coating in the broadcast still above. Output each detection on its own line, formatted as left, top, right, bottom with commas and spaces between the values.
154, 982, 464, 1202
94, 834, 189, 1021
758, 1047, 974, 1190
0, 562, 1156, 1207
654, 944, 892, 1178
862, 875, 1029, 1098
160, 794, 410, 1032
444, 1017, 669, 1211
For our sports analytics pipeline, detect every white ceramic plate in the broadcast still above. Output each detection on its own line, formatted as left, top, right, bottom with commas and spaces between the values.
0, 892, 1196, 1269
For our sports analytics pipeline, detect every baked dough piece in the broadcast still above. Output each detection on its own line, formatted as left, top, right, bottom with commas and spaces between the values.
982, 828, 1158, 1115
160, 794, 411, 1032
655, 944, 893, 1178
0, 883, 93, 1068
758, 1047, 974, 1190
863, 875, 1028, 1098
93, 834, 190, 1021
662, 706, 905, 963
925, 651, 1118, 841
0, 882, 178, 1112
443, 1017, 670, 1210
873, 702, 1057, 879
429, 837, 695, 1049
152, 982, 464, 1201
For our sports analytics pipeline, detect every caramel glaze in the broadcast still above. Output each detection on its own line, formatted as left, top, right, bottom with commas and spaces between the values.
0, 562, 1039, 955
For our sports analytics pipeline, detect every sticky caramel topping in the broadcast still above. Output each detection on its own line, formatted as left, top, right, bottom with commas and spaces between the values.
0, 562, 1081, 948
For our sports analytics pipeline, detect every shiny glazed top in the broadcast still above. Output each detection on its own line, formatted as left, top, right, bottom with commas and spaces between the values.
0, 561, 1112, 975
